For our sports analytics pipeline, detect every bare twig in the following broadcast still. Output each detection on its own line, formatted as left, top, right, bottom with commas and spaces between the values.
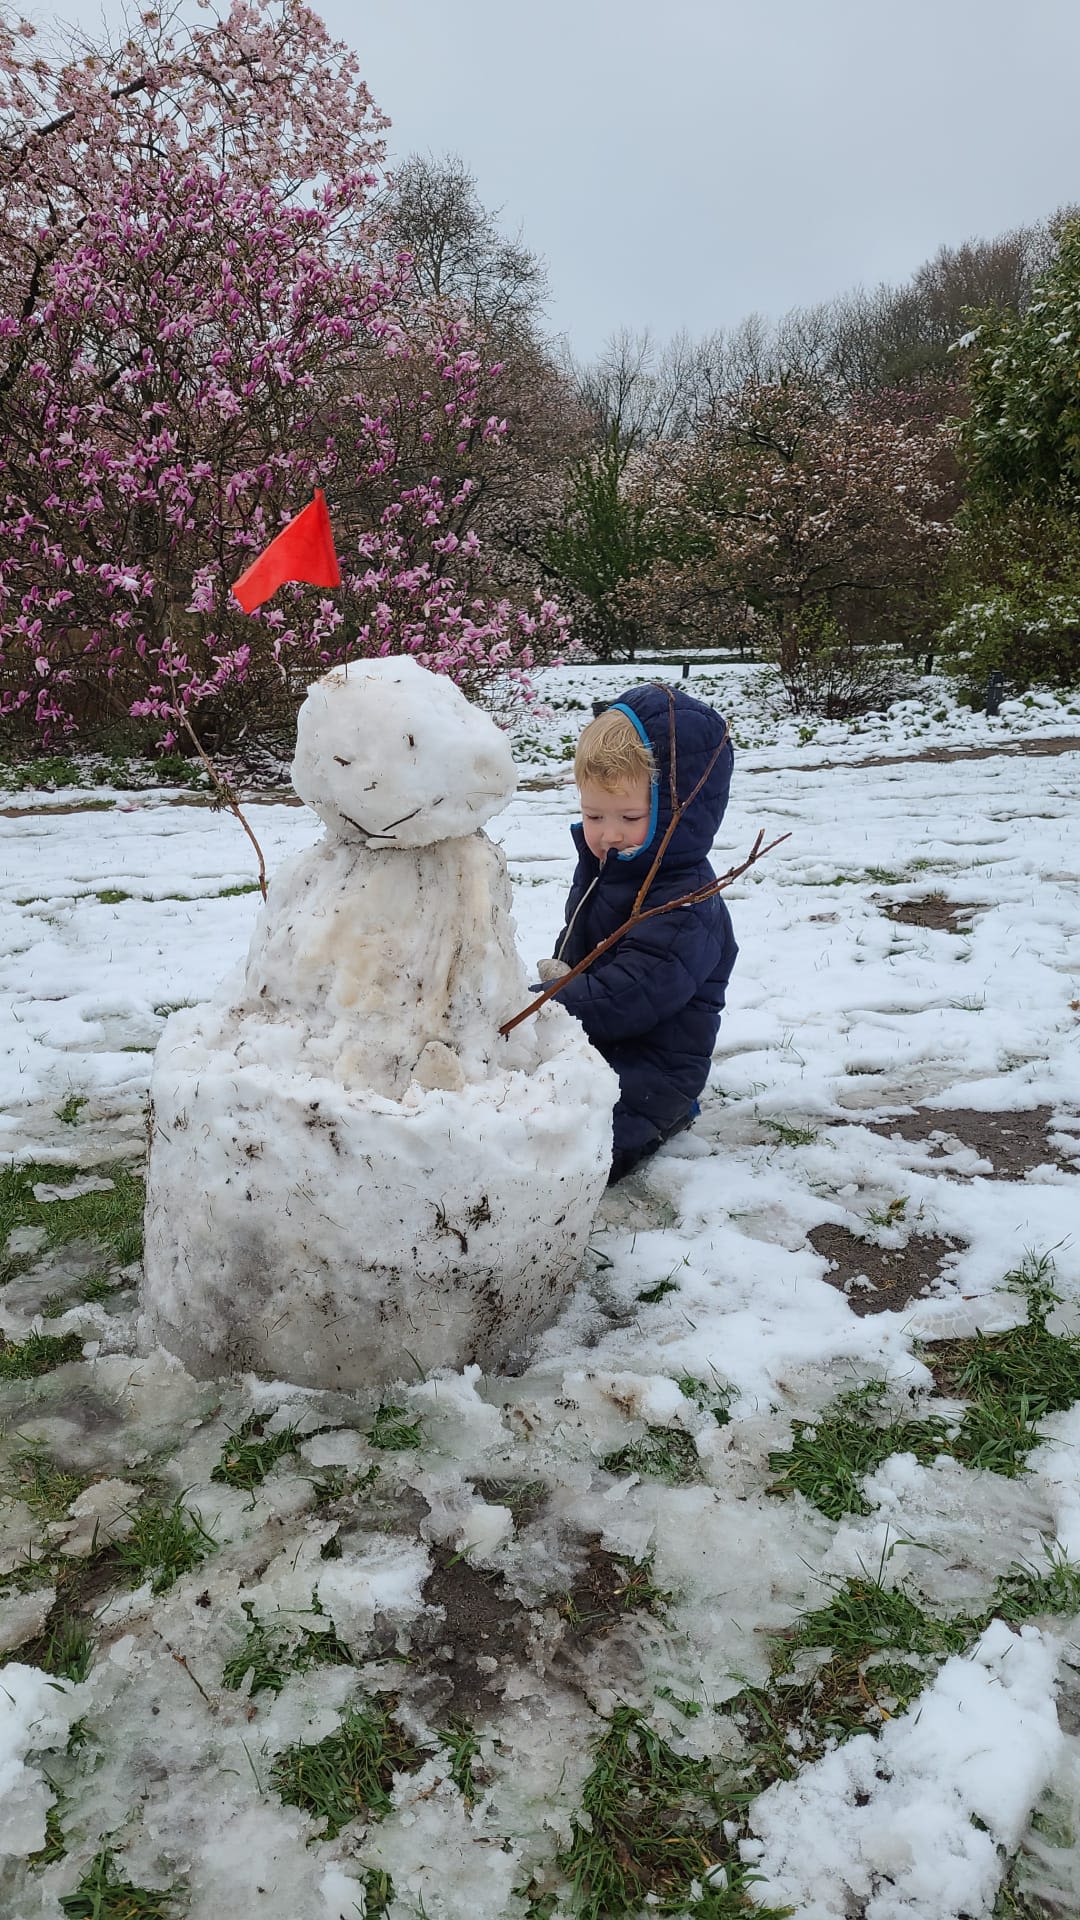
499, 828, 789, 1038
178, 709, 268, 902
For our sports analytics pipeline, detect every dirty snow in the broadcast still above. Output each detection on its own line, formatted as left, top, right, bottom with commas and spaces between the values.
1, 661, 1079, 1919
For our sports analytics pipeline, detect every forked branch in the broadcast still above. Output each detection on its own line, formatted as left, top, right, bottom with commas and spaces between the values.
499, 827, 788, 1038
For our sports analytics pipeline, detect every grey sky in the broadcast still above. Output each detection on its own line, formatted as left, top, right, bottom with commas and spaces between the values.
62, 0, 1080, 359
330, 0, 1080, 357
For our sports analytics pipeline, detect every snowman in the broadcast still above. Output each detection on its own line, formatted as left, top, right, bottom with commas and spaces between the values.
141, 657, 617, 1390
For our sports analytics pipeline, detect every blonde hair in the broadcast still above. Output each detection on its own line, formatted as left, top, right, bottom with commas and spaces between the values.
574, 707, 655, 791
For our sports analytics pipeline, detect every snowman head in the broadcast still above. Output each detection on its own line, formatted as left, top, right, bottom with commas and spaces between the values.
292, 657, 517, 846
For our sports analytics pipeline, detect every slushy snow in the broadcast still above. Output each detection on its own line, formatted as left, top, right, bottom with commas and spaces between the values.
1, 661, 1079, 1919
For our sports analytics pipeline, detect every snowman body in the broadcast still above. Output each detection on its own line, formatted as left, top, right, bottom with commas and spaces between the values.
140, 659, 616, 1389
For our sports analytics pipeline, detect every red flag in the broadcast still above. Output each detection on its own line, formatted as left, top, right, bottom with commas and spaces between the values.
231, 490, 341, 613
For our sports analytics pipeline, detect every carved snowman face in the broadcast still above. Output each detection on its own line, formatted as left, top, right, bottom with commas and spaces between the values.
291, 656, 517, 846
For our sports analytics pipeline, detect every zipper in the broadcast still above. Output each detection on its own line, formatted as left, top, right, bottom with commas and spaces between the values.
555, 852, 607, 963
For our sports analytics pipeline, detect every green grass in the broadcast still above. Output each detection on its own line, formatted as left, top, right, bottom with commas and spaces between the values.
6, 1443, 88, 1519
368, 1402, 425, 1451
728, 1573, 974, 1780
4, 754, 83, 790
770, 1255, 1080, 1519
222, 1596, 358, 1698
359, 1869, 395, 1915
58, 1846, 183, 1918
270, 1697, 426, 1839
558, 1706, 789, 1919
95, 889, 131, 906
768, 1382, 952, 1520
0, 1329, 84, 1379
211, 1413, 302, 1492
637, 1276, 680, 1303
991, 1548, 1080, 1623
56, 1093, 90, 1125
784, 1576, 970, 1670
677, 1373, 733, 1426
83, 1270, 121, 1302
38, 1616, 96, 1683
28, 1797, 67, 1870
115, 1496, 215, 1594
439, 1719, 484, 1804
602, 1426, 701, 1485
762, 1118, 819, 1148
0, 1160, 145, 1285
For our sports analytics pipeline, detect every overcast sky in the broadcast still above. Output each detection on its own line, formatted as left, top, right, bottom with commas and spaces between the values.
62, 0, 1080, 360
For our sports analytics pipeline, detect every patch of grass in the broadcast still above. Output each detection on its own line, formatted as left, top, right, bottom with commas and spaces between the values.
153, 751, 207, 788
222, 1595, 358, 1698
95, 888, 131, 906
115, 1495, 215, 1594
677, 1373, 733, 1427
58, 1846, 183, 1918
768, 1382, 952, 1521
784, 1575, 970, 1671
762, 1117, 819, 1148
40, 1291, 68, 1318
270, 1697, 426, 1840
39, 1616, 95, 1683
559, 1705, 788, 1920
602, 1425, 701, 1486
637, 1276, 679, 1303
439, 1718, 484, 1804
211, 1413, 302, 1492
9, 755, 83, 790
215, 881, 262, 897
359, 1869, 394, 1915
730, 1574, 972, 1781
56, 1093, 89, 1125
0, 1163, 143, 1282
311, 1461, 381, 1508
930, 1257, 1080, 1477
368, 1403, 425, 1451
28, 1798, 67, 1869
83, 1270, 120, 1302
6, 1443, 88, 1520
0, 1329, 84, 1379
992, 1549, 1080, 1623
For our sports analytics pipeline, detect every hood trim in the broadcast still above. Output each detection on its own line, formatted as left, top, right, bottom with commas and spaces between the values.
609, 701, 659, 861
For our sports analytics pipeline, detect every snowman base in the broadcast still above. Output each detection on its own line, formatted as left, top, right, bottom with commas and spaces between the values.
143, 1007, 612, 1390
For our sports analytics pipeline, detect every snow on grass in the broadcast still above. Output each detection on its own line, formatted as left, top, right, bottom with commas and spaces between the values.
1, 664, 1079, 1918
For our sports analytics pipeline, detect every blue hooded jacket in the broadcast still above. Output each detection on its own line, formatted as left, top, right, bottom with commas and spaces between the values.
553, 683, 738, 1161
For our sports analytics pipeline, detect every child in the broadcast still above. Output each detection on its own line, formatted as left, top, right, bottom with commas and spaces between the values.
539, 684, 737, 1184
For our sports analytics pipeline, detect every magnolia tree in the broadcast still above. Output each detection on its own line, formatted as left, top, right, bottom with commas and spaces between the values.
621, 381, 956, 712
0, 1, 566, 747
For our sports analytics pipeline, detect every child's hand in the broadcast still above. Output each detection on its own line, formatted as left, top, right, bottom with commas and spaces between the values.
536, 956, 571, 983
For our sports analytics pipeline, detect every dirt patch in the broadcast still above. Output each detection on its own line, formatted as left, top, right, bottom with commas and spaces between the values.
558, 1543, 664, 1640
417, 1549, 533, 1718
809, 1224, 963, 1316
866, 1106, 1079, 1180
879, 892, 985, 933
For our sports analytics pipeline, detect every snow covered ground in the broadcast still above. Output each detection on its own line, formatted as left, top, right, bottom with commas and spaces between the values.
2, 662, 1080, 1919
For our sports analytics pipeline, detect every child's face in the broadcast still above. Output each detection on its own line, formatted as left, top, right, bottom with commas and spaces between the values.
579, 776, 652, 860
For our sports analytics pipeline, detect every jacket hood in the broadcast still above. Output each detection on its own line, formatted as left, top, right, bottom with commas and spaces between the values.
573, 682, 733, 876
